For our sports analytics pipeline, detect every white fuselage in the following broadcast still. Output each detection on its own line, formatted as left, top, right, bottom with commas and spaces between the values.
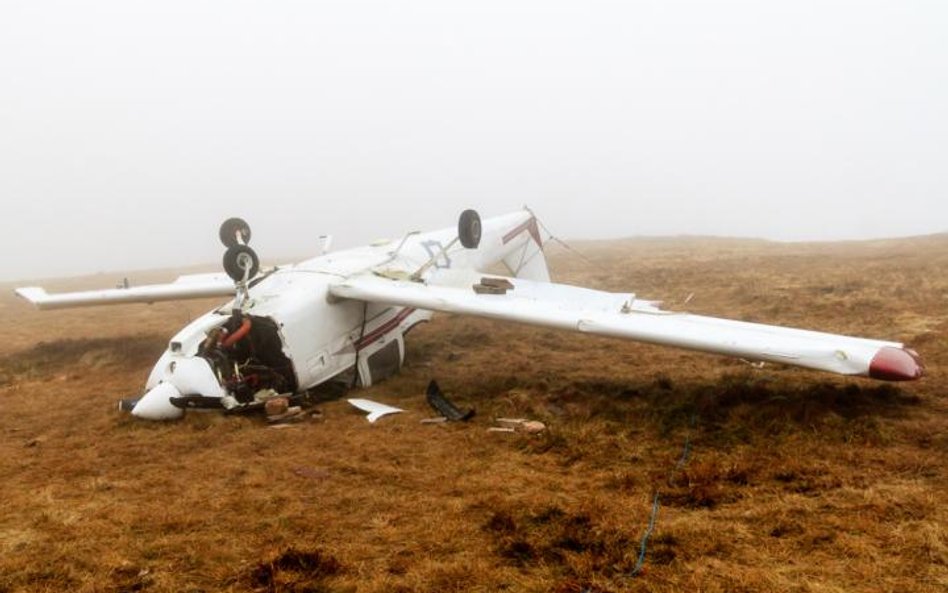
137, 211, 545, 418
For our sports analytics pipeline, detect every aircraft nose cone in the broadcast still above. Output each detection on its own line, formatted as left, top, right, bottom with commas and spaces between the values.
868, 347, 924, 381
131, 383, 185, 420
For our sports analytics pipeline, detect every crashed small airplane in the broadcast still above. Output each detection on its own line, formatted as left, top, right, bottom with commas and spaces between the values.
16, 209, 924, 420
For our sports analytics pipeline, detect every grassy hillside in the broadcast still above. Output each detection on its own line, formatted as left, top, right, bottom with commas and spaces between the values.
1, 235, 945, 592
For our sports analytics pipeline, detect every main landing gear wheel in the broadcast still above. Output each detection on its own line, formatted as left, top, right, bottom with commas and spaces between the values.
223, 245, 260, 282
458, 209, 482, 249
219, 217, 252, 248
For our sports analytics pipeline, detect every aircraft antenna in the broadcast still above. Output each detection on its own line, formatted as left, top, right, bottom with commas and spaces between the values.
532, 213, 596, 266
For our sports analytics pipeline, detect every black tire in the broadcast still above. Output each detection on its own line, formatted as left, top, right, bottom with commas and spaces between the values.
458, 209, 482, 249
219, 217, 252, 247
223, 245, 260, 282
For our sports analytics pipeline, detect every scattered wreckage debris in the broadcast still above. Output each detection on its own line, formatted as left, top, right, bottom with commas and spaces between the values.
425, 380, 475, 421
127, 385, 324, 421
347, 398, 404, 423
121, 390, 320, 427
264, 396, 289, 416
267, 406, 304, 424
266, 396, 321, 427
490, 418, 547, 434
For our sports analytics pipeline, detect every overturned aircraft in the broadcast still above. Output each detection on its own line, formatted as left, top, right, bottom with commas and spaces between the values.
16, 209, 924, 420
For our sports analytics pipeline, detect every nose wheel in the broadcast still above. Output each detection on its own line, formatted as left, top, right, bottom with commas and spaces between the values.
219, 217, 252, 247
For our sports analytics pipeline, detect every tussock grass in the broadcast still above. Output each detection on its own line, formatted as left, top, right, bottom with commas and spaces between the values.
0, 235, 946, 592
0, 335, 166, 386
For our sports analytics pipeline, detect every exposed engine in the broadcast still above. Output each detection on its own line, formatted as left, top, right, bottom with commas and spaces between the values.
198, 312, 297, 404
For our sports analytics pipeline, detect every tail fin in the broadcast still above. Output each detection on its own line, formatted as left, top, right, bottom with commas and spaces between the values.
503, 231, 550, 282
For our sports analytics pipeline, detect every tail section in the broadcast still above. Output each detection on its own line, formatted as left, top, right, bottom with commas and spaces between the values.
498, 212, 550, 282
418, 209, 551, 282
502, 235, 550, 282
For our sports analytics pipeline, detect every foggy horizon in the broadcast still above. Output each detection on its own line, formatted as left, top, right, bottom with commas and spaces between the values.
7, 220, 946, 286
2, 1, 946, 282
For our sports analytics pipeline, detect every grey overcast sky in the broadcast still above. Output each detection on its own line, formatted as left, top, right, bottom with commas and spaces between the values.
1, 1, 945, 281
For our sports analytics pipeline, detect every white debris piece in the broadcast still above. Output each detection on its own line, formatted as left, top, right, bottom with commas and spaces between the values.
347, 398, 405, 423
491, 418, 546, 434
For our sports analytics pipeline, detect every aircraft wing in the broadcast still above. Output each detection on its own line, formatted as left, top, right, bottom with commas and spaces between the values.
15, 273, 236, 310
329, 272, 923, 381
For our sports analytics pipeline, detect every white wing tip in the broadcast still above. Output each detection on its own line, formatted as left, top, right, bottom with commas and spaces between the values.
14, 287, 49, 307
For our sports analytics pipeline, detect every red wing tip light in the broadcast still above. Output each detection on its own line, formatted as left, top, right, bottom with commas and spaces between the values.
868, 347, 924, 382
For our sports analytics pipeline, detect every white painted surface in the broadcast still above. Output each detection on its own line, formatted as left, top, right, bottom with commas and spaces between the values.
347, 399, 404, 423
131, 383, 184, 421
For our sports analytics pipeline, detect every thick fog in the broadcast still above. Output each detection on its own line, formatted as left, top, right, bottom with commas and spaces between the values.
1, 1, 945, 281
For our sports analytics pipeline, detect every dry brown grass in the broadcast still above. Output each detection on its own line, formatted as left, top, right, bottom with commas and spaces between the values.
1, 236, 946, 592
